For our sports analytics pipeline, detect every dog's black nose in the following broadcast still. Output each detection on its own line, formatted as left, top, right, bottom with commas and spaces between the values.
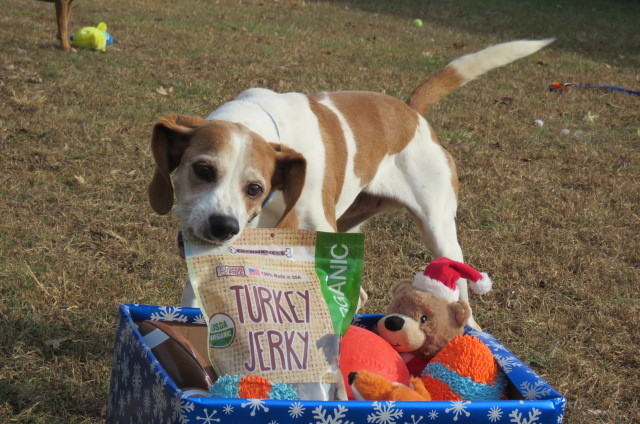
384, 315, 405, 332
208, 214, 240, 241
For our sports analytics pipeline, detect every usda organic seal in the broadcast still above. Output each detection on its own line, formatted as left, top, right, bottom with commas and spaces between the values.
209, 313, 236, 348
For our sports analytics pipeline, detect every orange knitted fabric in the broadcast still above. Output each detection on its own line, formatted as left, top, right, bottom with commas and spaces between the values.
431, 334, 499, 384
238, 375, 272, 399
421, 376, 461, 401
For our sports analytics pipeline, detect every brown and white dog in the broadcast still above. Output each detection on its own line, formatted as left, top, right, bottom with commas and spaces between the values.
148, 39, 553, 326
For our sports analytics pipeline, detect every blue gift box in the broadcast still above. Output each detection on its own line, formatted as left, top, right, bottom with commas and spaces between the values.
106, 304, 566, 423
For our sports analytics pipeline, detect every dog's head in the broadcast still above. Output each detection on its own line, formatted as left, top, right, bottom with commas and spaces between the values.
148, 114, 306, 244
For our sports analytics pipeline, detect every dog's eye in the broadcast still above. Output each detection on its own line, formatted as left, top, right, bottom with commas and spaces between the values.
192, 162, 215, 182
420, 315, 428, 324
246, 183, 263, 199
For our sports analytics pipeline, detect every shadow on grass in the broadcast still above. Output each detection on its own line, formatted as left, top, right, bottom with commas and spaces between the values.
331, 0, 640, 69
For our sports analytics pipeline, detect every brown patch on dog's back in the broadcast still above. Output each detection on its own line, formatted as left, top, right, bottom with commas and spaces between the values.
325, 92, 419, 184
308, 95, 348, 229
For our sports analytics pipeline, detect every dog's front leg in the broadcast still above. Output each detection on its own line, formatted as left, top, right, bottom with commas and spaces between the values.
180, 277, 198, 308
176, 232, 198, 308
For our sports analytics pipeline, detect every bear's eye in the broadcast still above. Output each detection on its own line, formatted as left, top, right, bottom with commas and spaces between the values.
420, 315, 428, 324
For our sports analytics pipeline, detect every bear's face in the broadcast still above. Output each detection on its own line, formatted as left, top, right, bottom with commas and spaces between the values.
377, 281, 471, 361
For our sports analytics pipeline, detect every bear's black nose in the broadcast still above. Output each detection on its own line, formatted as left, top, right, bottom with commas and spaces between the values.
384, 315, 405, 332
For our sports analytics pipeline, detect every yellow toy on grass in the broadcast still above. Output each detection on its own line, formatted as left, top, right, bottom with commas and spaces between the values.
71, 22, 112, 51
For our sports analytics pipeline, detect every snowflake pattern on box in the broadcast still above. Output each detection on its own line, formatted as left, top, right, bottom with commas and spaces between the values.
150, 306, 189, 323
106, 305, 566, 424
311, 405, 353, 424
494, 354, 524, 374
193, 314, 207, 325
241, 399, 269, 417
367, 401, 403, 424
488, 406, 503, 422
288, 402, 305, 418
520, 381, 553, 400
509, 408, 542, 424
445, 401, 471, 422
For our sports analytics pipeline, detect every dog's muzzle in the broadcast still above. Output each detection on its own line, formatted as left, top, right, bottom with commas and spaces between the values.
207, 214, 240, 242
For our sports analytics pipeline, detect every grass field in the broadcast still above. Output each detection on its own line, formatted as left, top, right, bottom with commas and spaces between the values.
1, 0, 639, 422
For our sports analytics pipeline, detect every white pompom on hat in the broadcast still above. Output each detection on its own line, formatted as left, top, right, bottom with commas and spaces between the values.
412, 257, 493, 302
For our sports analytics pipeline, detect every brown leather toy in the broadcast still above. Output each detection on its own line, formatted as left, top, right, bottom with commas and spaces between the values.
137, 320, 217, 395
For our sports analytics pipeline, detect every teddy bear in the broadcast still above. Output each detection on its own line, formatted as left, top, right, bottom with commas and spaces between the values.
377, 257, 492, 375
365, 257, 506, 401
377, 278, 471, 376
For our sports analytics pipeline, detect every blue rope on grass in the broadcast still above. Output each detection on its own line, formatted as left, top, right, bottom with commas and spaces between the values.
549, 82, 640, 97
574, 85, 640, 96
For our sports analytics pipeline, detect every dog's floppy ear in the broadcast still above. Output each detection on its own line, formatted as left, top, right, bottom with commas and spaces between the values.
149, 114, 207, 215
269, 143, 306, 228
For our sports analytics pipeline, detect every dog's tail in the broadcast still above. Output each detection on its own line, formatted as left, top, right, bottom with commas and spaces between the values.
407, 39, 554, 116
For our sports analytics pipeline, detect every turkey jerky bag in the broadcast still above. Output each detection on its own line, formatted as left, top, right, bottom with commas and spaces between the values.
185, 228, 364, 401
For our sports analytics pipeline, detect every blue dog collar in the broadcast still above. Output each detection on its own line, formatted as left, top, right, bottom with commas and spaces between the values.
262, 190, 275, 208
248, 191, 275, 223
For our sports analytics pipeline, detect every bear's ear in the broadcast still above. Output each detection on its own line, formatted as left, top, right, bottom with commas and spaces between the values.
390, 280, 413, 297
450, 300, 471, 328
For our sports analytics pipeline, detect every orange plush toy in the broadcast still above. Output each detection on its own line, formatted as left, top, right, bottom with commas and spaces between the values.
420, 334, 506, 401
340, 325, 412, 400
348, 370, 431, 401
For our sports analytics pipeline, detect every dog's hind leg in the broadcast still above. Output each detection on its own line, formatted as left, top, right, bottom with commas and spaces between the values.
367, 126, 482, 329
405, 200, 482, 330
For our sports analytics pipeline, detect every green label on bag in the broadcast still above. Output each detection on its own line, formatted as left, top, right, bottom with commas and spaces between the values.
314, 232, 365, 335
209, 313, 236, 348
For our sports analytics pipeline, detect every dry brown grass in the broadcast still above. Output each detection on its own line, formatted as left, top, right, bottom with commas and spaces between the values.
1, 0, 639, 422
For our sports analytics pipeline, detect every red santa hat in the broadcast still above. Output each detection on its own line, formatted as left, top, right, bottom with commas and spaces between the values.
412, 257, 492, 302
